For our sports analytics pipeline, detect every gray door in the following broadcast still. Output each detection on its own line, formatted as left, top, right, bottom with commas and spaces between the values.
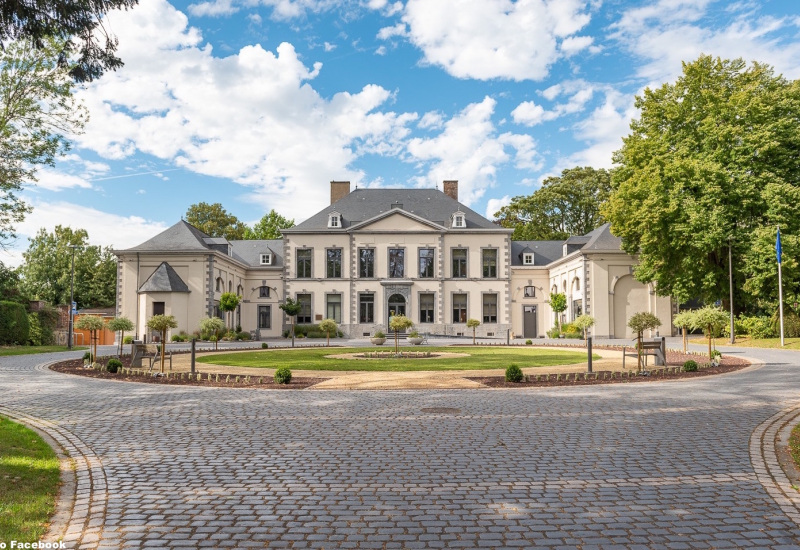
388, 294, 406, 327
523, 305, 537, 338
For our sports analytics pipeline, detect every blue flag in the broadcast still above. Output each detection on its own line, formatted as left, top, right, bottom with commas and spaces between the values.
776, 227, 782, 264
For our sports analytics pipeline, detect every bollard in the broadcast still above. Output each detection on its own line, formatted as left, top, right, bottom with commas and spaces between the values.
191, 338, 196, 375
587, 337, 593, 373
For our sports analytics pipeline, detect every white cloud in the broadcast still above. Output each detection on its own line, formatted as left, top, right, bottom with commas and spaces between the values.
512, 80, 595, 126
486, 195, 511, 220
323, 41, 337, 52
417, 111, 444, 129
368, 0, 403, 16
398, 0, 595, 81
31, 169, 94, 192
511, 101, 547, 126
187, 0, 238, 17
377, 23, 407, 40
560, 35, 594, 56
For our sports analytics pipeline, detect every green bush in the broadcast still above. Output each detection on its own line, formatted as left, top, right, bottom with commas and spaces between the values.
32, 305, 58, 345
374, 330, 386, 339
123, 335, 134, 344
274, 366, 292, 384
772, 309, 800, 338
261, 342, 269, 349
170, 334, 183, 342
27, 312, 43, 346
505, 364, 523, 383
525, 339, 532, 345
82, 351, 93, 362
560, 322, 576, 333
235, 331, 251, 341
563, 331, 582, 339
683, 360, 698, 372
710, 350, 721, 360
106, 358, 122, 373
733, 315, 776, 339
0, 301, 30, 345
546, 328, 561, 339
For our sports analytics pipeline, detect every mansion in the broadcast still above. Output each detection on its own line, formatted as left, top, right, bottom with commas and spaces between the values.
114, 181, 674, 341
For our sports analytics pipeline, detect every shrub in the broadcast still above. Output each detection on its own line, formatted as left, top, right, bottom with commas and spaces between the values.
170, 334, 183, 342
563, 331, 582, 339
27, 312, 43, 346
123, 336, 134, 344
710, 350, 721, 360
0, 301, 30, 345
683, 360, 698, 372
505, 364, 523, 383
374, 330, 386, 339
261, 342, 269, 349
274, 366, 292, 384
106, 358, 122, 373
525, 339, 532, 345
236, 331, 251, 341
772, 309, 800, 338
408, 330, 420, 338
82, 351, 93, 362
546, 328, 561, 339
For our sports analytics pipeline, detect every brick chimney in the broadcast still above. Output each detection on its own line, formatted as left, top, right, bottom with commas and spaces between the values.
443, 180, 458, 201
330, 181, 351, 205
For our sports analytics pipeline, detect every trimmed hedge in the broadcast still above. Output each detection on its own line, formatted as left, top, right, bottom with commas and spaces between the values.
0, 301, 30, 345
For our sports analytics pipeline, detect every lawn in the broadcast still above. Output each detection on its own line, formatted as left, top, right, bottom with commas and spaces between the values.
689, 337, 800, 350
0, 346, 88, 357
198, 346, 596, 372
0, 416, 61, 543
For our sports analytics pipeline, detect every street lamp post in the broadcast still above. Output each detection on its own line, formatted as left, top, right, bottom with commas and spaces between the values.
729, 240, 735, 344
68, 245, 78, 350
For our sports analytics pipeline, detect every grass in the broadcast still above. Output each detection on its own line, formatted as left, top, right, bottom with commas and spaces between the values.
790, 423, 800, 476
689, 337, 800, 349
197, 346, 597, 372
0, 416, 61, 543
0, 346, 88, 357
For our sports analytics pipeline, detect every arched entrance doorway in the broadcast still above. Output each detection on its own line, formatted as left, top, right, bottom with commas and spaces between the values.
388, 293, 406, 326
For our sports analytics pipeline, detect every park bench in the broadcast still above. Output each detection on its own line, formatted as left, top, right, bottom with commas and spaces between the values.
622, 337, 666, 369
131, 343, 172, 371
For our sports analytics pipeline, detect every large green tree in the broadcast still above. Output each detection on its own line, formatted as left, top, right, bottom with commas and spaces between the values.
0, 38, 87, 245
185, 202, 248, 241
18, 226, 116, 307
243, 209, 294, 240
604, 56, 800, 310
494, 167, 611, 240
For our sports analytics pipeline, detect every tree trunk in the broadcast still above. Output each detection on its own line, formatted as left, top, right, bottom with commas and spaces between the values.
707, 328, 712, 359
291, 318, 295, 348
326, 331, 330, 347
161, 329, 166, 373
395, 330, 399, 354
682, 327, 687, 353
472, 328, 476, 345
637, 331, 643, 373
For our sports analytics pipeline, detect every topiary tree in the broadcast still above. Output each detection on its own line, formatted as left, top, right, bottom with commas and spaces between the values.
75, 315, 105, 363
466, 318, 480, 344
548, 292, 567, 334
690, 306, 729, 360
199, 316, 225, 350
146, 314, 178, 373
672, 310, 696, 353
389, 314, 414, 355
279, 298, 302, 348
106, 316, 134, 357
627, 312, 662, 373
219, 292, 241, 329
318, 318, 338, 347
573, 314, 596, 343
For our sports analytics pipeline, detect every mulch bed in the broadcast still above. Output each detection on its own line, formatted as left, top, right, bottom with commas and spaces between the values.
49, 357, 326, 389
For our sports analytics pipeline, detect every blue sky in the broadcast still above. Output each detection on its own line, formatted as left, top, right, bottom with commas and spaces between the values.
4, 0, 800, 266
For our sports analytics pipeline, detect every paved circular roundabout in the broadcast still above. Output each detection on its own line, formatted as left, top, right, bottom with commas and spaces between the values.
2, 343, 800, 549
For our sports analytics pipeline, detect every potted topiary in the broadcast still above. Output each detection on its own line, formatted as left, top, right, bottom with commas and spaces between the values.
371, 330, 386, 345
408, 330, 423, 345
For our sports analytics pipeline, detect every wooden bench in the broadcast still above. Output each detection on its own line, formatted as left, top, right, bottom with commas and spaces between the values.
131, 343, 172, 371
622, 338, 665, 369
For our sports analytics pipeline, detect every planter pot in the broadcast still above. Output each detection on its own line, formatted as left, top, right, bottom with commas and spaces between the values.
408, 337, 424, 345
370, 338, 386, 345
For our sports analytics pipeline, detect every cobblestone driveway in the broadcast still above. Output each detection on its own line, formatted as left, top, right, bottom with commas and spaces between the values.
1, 348, 800, 549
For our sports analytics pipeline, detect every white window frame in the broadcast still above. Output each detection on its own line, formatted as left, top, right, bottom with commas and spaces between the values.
260, 253, 272, 265
328, 212, 341, 228
523, 252, 534, 265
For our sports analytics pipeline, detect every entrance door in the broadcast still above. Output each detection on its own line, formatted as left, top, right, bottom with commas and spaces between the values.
523, 305, 537, 338
388, 293, 406, 326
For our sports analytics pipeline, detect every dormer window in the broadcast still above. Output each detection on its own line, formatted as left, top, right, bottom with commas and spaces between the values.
328, 212, 341, 228
563, 244, 568, 256
260, 253, 272, 265
228, 244, 232, 256
452, 211, 465, 228
522, 252, 534, 266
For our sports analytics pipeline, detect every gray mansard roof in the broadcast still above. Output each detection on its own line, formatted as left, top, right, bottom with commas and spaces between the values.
510, 224, 624, 266
285, 188, 501, 232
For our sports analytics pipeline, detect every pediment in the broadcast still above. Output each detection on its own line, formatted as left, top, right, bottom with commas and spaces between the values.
350, 210, 444, 232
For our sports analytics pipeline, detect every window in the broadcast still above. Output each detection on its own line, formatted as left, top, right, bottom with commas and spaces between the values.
452, 248, 467, 278
482, 249, 497, 278
326, 294, 342, 323
215, 277, 223, 291
258, 305, 271, 329
213, 305, 223, 319
388, 248, 404, 278
524, 286, 536, 298
573, 278, 580, 291
259, 286, 270, 298
296, 294, 311, 324
328, 213, 341, 228
453, 213, 465, 228
452, 293, 467, 323
359, 294, 374, 323
483, 294, 497, 323
359, 248, 375, 278
326, 248, 342, 278
228, 280, 232, 292
572, 299, 583, 320
523, 252, 534, 266
296, 248, 312, 278
419, 293, 435, 323
260, 253, 272, 265
418, 248, 435, 278
153, 301, 165, 316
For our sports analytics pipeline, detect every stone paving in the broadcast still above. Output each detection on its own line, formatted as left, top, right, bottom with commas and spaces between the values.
1, 344, 800, 549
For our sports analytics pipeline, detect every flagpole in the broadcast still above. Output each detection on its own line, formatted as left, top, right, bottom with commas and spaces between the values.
777, 226, 785, 347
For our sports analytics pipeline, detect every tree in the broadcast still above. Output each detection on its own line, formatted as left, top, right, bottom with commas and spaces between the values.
573, 314, 596, 342
244, 210, 294, 240
279, 298, 302, 348
627, 312, 662, 373
146, 314, 177, 373
18, 226, 116, 307
548, 292, 567, 334
0, 0, 138, 83
603, 56, 800, 309
690, 306, 729, 360
0, 38, 88, 245
219, 292, 240, 330
672, 310, 696, 353
389, 314, 413, 355
0, 261, 26, 302
106, 316, 133, 357
494, 167, 611, 240
186, 203, 248, 241
199, 316, 225, 350
75, 315, 105, 363
318, 318, 338, 347
466, 318, 480, 345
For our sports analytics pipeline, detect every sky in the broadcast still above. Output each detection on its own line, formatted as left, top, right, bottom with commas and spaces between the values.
3, 0, 800, 267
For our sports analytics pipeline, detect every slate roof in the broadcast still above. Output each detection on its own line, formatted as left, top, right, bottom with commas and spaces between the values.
510, 241, 565, 266
123, 220, 212, 252
510, 224, 624, 266
229, 240, 284, 268
138, 262, 190, 293
582, 223, 624, 251
285, 188, 502, 232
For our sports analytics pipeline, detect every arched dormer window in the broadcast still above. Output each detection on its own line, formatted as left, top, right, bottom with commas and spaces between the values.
328, 211, 341, 228
451, 211, 466, 228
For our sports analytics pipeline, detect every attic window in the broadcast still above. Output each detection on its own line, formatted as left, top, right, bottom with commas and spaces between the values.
523, 252, 534, 265
452, 212, 465, 228
260, 253, 272, 265
328, 212, 341, 228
